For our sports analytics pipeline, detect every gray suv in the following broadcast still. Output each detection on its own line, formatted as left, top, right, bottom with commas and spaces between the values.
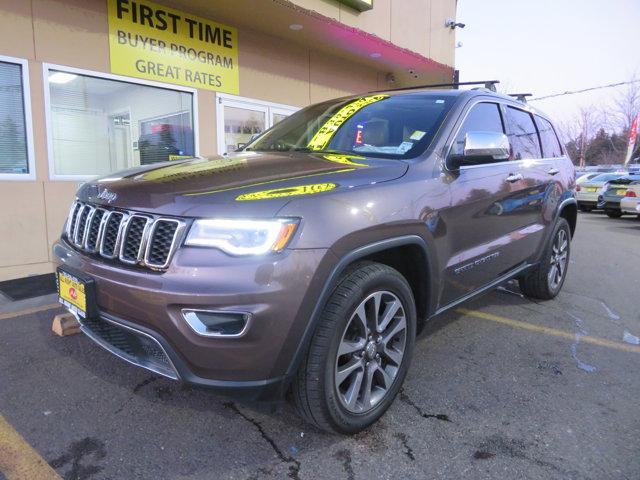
54, 85, 576, 433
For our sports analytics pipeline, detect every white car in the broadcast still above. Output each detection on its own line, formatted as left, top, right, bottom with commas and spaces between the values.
576, 173, 625, 212
620, 183, 640, 216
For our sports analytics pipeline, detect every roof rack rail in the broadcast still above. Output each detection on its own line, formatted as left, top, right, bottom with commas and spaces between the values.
509, 93, 532, 103
370, 80, 500, 94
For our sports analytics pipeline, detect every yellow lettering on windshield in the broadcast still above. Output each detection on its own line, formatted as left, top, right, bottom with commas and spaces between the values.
307, 95, 389, 151
235, 183, 337, 201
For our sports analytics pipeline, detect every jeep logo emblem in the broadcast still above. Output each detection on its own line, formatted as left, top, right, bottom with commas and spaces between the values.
97, 189, 117, 203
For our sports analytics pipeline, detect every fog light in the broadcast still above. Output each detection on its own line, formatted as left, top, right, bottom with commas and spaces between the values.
182, 310, 251, 337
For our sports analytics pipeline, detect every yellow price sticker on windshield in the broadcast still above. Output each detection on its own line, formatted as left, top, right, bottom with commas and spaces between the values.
307, 95, 389, 151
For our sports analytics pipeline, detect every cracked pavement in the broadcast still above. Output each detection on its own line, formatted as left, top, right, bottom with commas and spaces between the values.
1, 213, 639, 479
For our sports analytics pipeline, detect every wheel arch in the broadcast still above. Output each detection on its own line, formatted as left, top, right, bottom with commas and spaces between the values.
284, 235, 437, 380
558, 197, 577, 237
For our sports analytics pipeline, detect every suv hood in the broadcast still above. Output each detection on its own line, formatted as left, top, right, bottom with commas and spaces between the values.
77, 152, 408, 218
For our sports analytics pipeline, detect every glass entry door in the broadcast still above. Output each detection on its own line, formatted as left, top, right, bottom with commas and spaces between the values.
216, 94, 298, 155
222, 101, 268, 154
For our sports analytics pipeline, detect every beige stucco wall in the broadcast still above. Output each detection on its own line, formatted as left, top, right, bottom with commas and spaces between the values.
0, 0, 453, 281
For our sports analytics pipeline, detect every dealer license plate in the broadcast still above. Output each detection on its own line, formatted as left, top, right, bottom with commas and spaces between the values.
57, 268, 88, 318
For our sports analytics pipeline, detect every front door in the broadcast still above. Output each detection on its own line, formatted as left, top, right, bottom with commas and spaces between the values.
439, 101, 545, 306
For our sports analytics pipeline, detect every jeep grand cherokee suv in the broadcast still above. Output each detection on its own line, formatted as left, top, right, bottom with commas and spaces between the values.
54, 86, 576, 434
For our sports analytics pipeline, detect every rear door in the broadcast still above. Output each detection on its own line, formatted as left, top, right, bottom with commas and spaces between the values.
533, 113, 569, 226
498, 105, 550, 263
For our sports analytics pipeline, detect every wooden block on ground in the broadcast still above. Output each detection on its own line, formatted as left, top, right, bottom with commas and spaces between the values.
52, 313, 81, 337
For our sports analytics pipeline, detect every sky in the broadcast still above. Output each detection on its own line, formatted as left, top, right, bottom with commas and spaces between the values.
455, 0, 640, 132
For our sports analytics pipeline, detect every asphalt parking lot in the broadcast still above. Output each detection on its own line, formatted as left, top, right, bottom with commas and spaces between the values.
1, 212, 639, 480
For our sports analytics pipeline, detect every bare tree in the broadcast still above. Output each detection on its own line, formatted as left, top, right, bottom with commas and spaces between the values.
611, 75, 640, 133
558, 106, 601, 166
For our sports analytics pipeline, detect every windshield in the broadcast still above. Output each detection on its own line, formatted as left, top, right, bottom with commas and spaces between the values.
243, 92, 457, 159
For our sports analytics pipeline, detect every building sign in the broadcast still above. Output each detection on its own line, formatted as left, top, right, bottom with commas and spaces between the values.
107, 0, 239, 94
337, 0, 373, 12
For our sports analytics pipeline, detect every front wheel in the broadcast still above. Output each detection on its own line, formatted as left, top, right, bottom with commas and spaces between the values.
519, 218, 571, 300
606, 210, 623, 218
579, 205, 593, 213
291, 261, 416, 434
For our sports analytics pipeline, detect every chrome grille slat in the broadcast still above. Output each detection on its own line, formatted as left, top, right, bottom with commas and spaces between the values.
119, 215, 152, 264
66, 202, 81, 239
85, 208, 107, 252
73, 205, 91, 246
81, 206, 97, 248
144, 219, 186, 269
65, 200, 184, 271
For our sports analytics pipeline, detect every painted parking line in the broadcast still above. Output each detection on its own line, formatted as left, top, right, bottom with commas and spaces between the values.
0, 304, 60, 321
0, 414, 61, 480
456, 308, 640, 354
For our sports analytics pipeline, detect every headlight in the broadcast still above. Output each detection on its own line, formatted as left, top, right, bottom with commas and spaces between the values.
185, 218, 299, 256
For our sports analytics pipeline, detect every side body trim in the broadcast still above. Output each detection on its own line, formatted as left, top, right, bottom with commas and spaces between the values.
433, 262, 532, 316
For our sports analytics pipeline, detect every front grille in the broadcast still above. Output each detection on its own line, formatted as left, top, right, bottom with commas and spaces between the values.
80, 315, 178, 380
66, 200, 185, 271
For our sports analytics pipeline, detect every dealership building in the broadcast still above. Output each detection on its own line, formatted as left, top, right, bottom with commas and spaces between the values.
0, 0, 456, 281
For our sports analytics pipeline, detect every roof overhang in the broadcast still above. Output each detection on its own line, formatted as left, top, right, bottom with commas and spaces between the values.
172, 0, 453, 85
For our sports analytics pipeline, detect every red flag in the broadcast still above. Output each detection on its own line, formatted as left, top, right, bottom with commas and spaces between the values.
625, 115, 638, 166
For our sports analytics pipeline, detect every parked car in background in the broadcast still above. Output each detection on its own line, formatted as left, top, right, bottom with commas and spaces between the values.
576, 173, 626, 212
576, 172, 600, 185
620, 182, 640, 217
600, 174, 640, 217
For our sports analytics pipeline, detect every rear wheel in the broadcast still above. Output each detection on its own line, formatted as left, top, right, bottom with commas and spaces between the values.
579, 205, 593, 213
292, 261, 416, 434
606, 210, 623, 218
519, 218, 570, 300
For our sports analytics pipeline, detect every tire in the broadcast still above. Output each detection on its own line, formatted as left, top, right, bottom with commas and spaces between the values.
606, 210, 623, 218
579, 205, 592, 213
519, 218, 571, 300
291, 261, 416, 434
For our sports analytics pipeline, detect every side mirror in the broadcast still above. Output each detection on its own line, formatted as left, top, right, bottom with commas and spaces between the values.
449, 131, 510, 168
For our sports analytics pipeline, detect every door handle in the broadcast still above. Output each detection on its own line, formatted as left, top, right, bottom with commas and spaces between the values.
506, 173, 523, 183
547, 167, 560, 175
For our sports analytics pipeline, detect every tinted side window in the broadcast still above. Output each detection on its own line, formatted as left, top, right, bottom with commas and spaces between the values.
535, 115, 562, 158
505, 107, 541, 160
451, 102, 504, 155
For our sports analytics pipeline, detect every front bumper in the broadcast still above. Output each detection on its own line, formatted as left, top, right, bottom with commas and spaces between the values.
54, 238, 334, 400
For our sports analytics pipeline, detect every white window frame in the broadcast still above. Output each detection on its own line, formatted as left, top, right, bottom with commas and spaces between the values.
215, 92, 299, 155
43, 63, 200, 181
0, 55, 36, 181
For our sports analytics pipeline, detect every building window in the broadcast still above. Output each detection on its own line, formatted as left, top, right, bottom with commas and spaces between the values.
216, 94, 298, 154
0, 56, 34, 180
45, 66, 196, 179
